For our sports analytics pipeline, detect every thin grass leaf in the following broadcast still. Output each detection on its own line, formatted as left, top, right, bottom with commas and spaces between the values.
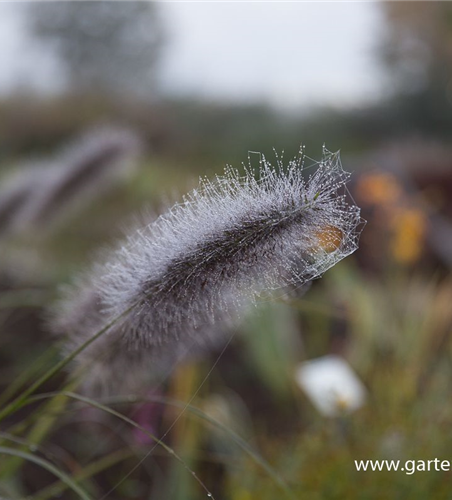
35, 392, 216, 500
0, 446, 91, 500
107, 394, 297, 499
31, 449, 134, 500
0, 302, 137, 423
1, 380, 78, 479
27, 391, 297, 500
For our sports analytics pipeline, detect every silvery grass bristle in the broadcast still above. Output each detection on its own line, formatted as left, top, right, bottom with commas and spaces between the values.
14, 126, 142, 232
52, 147, 363, 395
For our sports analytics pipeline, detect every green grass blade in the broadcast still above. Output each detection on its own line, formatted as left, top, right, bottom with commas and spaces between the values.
0, 446, 91, 500
30, 391, 216, 499
32, 449, 134, 500
106, 394, 297, 500
28, 391, 297, 500
0, 302, 136, 423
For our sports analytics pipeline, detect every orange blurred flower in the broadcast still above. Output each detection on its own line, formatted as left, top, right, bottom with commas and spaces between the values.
357, 172, 402, 206
390, 208, 427, 264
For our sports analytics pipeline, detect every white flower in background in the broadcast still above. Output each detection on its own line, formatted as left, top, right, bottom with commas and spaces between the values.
295, 355, 367, 416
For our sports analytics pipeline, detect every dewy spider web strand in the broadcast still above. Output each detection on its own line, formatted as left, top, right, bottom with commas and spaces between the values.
69, 299, 294, 498
65, 324, 228, 488
98, 333, 236, 500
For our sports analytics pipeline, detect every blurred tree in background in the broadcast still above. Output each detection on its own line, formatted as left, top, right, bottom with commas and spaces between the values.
26, 1, 164, 99
0, 2, 166, 159
2, 2, 452, 163
379, 1, 452, 136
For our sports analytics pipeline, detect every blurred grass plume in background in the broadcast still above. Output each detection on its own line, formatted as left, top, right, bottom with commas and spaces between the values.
0, 126, 142, 240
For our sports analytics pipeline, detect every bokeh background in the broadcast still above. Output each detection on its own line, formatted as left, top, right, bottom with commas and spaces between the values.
1, 1, 452, 499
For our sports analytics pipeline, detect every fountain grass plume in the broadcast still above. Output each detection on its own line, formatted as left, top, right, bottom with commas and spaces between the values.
16, 126, 142, 231
0, 166, 48, 238
52, 147, 363, 395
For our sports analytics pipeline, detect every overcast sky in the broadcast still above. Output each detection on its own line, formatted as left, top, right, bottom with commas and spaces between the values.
0, 1, 384, 110
158, 2, 385, 109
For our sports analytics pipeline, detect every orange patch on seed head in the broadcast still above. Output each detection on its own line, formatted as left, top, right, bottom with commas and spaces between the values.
315, 225, 343, 253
